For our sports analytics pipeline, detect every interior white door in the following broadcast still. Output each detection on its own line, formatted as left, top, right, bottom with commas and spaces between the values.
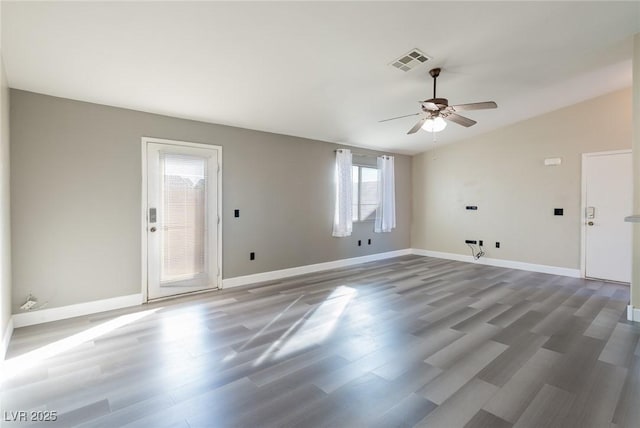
584, 151, 632, 283
146, 141, 221, 300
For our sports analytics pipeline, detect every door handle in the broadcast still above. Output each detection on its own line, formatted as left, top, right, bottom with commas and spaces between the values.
150, 227, 157, 232
587, 221, 594, 226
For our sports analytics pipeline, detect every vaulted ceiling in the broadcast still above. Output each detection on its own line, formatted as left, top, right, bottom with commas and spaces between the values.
3, 1, 639, 154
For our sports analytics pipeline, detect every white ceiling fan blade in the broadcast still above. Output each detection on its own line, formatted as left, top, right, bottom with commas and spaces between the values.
444, 113, 477, 127
407, 117, 427, 134
379, 112, 420, 123
451, 101, 497, 111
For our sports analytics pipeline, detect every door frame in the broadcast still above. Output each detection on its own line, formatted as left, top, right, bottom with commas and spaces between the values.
580, 149, 632, 280
141, 137, 223, 302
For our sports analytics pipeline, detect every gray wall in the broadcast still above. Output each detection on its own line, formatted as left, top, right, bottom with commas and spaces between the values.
632, 35, 640, 309
10, 90, 411, 311
412, 88, 631, 269
0, 40, 11, 346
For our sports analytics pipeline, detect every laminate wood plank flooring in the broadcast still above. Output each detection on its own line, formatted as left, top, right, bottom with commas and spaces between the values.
2, 255, 639, 427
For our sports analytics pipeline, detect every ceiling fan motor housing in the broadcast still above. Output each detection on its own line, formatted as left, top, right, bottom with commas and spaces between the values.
424, 98, 448, 107
422, 98, 449, 113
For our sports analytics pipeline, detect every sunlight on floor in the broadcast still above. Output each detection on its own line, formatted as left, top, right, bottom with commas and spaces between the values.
158, 307, 219, 368
160, 309, 204, 342
1, 308, 161, 382
233, 295, 303, 354
254, 285, 357, 366
221, 295, 305, 364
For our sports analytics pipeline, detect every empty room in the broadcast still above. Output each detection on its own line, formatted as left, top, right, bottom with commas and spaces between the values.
1, 1, 639, 427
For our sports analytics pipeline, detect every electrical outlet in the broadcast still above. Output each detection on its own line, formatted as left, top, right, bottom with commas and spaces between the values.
495, 242, 500, 248
358, 240, 362, 247
20, 300, 37, 311
368, 239, 371, 245
465, 240, 477, 244
479, 240, 483, 247
250, 252, 255, 260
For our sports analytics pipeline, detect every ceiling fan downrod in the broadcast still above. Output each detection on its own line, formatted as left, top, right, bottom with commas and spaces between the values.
430, 67, 441, 99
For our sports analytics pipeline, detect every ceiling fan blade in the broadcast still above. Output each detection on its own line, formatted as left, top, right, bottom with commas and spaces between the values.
407, 117, 427, 134
420, 101, 439, 111
450, 101, 497, 111
444, 113, 477, 127
378, 112, 420, 123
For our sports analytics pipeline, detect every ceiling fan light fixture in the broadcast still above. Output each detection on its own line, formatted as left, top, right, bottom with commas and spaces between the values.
422, 116, 447, 132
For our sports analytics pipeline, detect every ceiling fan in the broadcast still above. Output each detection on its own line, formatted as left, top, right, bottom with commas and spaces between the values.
380, 68, 497, 134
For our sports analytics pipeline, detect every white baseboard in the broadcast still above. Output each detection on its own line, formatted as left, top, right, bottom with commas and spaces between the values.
7, 248, 586, 330
1, 316, 14, 360
10, 251, 413, 328
222, 249, 413, 289
12, 293, 143, 328
411, 249, 582, 278
628, 305, 640, 322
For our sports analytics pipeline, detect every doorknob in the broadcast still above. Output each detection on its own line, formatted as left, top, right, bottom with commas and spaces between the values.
587, 221, 594, 226
150, 227, 157, 232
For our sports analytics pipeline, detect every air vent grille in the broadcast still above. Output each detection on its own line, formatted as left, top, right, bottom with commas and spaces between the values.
390, 49, 431, 72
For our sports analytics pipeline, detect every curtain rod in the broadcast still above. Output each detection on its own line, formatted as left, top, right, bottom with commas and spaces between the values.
334, 149, 392, 159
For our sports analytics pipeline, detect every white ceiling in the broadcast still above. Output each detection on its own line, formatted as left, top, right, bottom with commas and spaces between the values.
2, 1, 639, 155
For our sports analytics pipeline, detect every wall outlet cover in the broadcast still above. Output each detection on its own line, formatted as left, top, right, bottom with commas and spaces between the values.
20, 300, 37, 311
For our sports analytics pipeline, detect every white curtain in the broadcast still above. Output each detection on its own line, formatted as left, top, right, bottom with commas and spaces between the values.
332, 149, 353, 237
375, 155, 396, 233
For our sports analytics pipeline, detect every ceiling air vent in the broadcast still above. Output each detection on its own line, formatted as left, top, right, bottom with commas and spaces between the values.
390, 49, 431, 72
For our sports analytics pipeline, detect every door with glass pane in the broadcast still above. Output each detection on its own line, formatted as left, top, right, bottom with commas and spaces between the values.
146, 140, 221, 300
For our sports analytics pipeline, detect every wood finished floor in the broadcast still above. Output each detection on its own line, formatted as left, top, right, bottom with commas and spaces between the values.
2, 255, 640, 428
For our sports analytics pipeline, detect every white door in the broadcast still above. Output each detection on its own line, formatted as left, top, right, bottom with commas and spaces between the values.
145, 140, 221, 300
583, 151, 632, 283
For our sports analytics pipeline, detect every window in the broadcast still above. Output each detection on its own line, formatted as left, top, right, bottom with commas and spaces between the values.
352, 165, 379, 222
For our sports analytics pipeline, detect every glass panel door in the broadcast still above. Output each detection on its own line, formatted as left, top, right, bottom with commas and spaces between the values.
147, 142, 220, 300
161, 153, 208, 287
